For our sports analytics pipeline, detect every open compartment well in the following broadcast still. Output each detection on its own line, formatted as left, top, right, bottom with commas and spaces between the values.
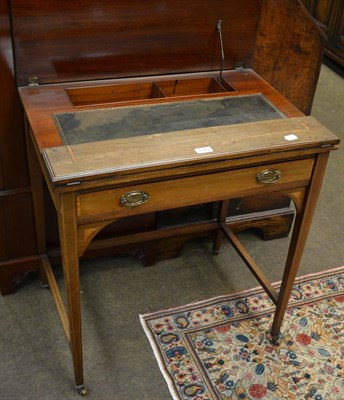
156, 77, 235, 97
66, 77, 236, 106
66, 81, 166, 106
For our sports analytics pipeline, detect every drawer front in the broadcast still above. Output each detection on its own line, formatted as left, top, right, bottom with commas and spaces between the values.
76, 158, 314, 222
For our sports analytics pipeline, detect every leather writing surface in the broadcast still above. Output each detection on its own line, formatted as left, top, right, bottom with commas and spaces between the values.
52, 95, 285, 145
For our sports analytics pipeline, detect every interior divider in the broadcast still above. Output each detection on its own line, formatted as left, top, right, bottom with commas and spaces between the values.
66, 76, 236, 106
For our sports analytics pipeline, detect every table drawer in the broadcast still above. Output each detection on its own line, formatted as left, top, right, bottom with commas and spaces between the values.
76, 158, 314, 222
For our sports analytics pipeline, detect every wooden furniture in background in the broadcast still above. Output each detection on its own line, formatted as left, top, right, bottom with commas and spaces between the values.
301, 0, 344, 66
0, 0, 39, 294
0, 0, 327, 295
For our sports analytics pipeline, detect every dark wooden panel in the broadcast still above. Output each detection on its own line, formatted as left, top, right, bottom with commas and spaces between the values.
228, 193, 291, 216
0, 0, 29, 188
0, 201, 7, 259
11, 0, 263, 86
309, 0, 334, 29
0, 192, 37, 260
325, 1, 344, 66
0, 256, 41, 295
253, 0, 325, 115
0, 0, 37, 266
301, 0, 344, 67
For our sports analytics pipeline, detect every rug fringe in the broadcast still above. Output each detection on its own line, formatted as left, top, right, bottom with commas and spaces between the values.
139, 314, 181, 400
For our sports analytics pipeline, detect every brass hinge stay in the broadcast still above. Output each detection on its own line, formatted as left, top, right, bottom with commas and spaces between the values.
28, 76, 39, 88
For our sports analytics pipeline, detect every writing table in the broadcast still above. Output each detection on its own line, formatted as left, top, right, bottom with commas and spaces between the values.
20, 69, 339, 395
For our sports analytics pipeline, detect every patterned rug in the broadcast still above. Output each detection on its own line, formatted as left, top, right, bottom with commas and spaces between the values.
140, 267, 344, 400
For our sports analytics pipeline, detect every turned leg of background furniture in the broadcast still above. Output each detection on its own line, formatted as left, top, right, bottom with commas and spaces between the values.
58, 193, 86, 395
270, 153, 330, 341
213, 200, 230, 254
0, 269, 17, 295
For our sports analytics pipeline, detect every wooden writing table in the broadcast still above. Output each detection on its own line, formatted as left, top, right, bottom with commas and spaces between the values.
19, 69, 339, 395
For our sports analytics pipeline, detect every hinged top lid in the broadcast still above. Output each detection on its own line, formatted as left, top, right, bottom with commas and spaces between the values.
11, 0, 263, 86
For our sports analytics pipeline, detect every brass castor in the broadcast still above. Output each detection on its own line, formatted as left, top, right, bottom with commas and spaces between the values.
76, 386, 88, 397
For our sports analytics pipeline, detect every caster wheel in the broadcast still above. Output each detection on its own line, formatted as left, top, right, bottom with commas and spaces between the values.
76, 386, 88, 397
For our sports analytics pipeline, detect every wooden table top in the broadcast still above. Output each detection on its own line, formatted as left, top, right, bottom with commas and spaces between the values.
19, 70, 339, 187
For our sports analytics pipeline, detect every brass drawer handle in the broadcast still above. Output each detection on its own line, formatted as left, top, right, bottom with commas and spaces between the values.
120, 190, 149, 207
256, 169, 282, 184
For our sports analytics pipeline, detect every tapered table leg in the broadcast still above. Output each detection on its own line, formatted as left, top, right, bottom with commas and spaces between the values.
270, 153, 330, 341
58, 193, 86, 394
25, 124, 47, 285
